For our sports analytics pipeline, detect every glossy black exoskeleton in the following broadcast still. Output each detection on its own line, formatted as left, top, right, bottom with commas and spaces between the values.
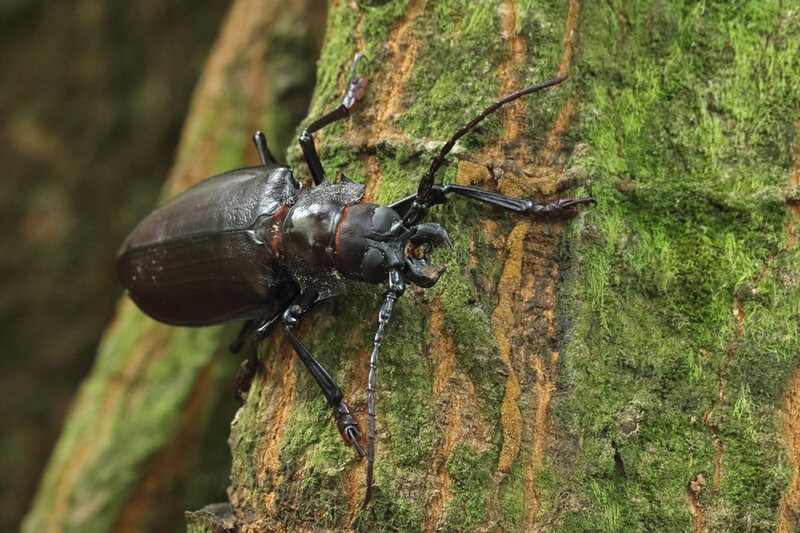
117, 54, 595, 504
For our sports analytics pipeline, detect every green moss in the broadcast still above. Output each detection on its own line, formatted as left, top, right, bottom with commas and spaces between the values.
23, 301, 232, 533
221, 0, 800, 529
439, 444, 494, 532
400, 1, 504, 143
357, 0, 412, 63
545, 0, 800, 530
498, 458, 528, 531
303, 6, 361, 134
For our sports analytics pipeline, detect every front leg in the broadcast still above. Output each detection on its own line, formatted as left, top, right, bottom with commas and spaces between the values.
389, 184, 595, 220
282, 291, 366, 457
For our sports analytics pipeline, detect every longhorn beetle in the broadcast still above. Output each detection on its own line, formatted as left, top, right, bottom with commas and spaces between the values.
117, 54, 595, 504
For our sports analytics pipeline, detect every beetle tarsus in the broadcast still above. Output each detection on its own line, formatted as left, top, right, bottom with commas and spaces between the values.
343, 53, 367, 109
526, 196, 597, 218
334, 401, 366, 457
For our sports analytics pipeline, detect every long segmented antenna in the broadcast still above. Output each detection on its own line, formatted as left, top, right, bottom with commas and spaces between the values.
403, 74, 568, 225
363, 270, 405, 506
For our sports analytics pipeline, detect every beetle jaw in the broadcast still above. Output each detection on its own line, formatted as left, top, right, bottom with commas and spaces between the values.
402, 223, 452, 288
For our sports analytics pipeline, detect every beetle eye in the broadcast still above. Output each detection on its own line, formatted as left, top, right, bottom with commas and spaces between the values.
361, 247, 384, 280
371, 207, 397, 233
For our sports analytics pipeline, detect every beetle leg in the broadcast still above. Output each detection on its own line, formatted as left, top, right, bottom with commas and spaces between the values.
299, 53, 367, 186
282, 291, 366, 457
229, 318, 255, 355
402, 75, 568, 225
253, 131, 278, 165
234, 355, 260, 400
230, 319, 261, 399
389, 184, 595, 220
232, 299, 299, 399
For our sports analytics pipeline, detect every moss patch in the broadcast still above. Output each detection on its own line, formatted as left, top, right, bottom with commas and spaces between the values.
547, 0, 800, 530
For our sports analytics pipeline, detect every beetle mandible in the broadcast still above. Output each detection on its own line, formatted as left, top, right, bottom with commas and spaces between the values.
117, 54, 595, 504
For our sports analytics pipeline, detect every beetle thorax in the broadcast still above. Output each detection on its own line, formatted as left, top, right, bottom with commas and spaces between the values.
334, 203, 409, 284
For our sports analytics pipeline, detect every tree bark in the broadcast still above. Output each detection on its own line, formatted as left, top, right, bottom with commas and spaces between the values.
226, 0, 596, 530
221, 1, 800, 532
28, 1, 800, 532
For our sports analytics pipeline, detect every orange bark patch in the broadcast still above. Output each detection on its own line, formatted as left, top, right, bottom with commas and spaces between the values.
491, 222, 530, 473
457, 159, 492, 187
777, 115, 800, 531
558, 0, 580, 77
778, 369, 800, 532
525, 265, 560, 529
497, 0, 528, 145
256, 336, 298, 510
372, 0, 425, 137
363, 155, 384, 203
424, 300, 458, 533
687, 474, 708, 533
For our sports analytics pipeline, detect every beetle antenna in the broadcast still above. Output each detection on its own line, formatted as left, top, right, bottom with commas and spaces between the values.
363, 270, 405, 506
404, 74, 568, 225
253, 130, 278, 165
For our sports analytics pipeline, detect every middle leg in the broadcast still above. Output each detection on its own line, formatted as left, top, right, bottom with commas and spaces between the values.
282, 291, 366, 457
299, 53, 367, 186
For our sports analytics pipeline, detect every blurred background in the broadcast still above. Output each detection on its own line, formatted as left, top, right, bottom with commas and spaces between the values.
0, 2, 293, 531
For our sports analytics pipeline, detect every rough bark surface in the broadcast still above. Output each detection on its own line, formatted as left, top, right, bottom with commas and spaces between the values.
227, 0, 592, 531
27, 0, 800, 532
223, 1, 800, 532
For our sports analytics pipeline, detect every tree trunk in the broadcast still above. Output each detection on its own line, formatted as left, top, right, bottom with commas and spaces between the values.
220, 0, 591, 530
31, 0, 800, 532
217, 1, 800, 531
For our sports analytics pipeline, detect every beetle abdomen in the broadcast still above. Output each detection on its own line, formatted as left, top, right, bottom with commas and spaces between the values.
118, 230, 294, 326
117, 165, 300, 326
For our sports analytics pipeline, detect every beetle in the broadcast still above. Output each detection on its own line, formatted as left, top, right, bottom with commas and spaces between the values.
117, 54, 595, 504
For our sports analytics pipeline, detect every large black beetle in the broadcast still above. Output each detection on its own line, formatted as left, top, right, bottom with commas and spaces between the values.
117, 54, 594, 503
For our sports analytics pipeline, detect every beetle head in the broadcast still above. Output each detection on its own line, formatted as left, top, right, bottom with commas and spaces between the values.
335, 203, 452, 288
